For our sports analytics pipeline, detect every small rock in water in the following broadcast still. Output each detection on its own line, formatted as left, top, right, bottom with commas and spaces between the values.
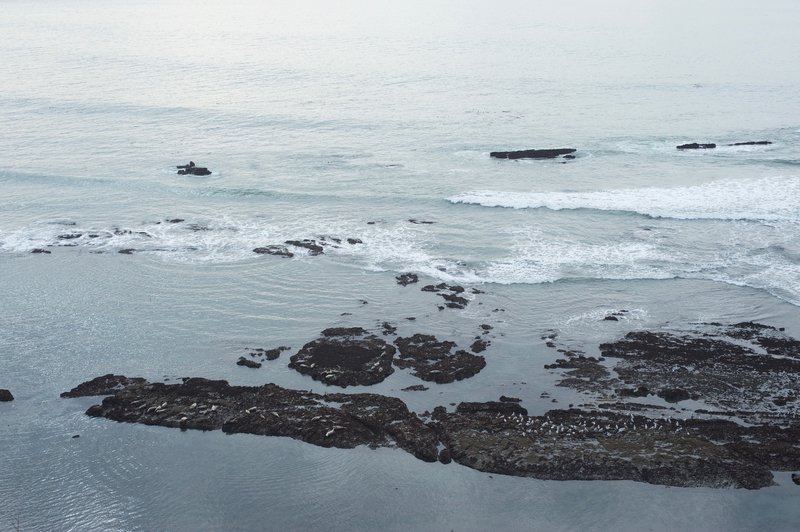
236, 357, 261, 369
0, 389, 14, 401
177, 161, 212, 176
676, 142, 716, 150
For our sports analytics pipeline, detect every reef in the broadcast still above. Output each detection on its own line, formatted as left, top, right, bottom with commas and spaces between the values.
490, 148, 576, 159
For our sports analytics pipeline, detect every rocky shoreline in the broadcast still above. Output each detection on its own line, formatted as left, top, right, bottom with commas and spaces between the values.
61, 321, 800, 490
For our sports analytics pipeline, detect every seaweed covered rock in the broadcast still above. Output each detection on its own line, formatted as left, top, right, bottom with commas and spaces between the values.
394, 334, 486, 383
66, 377, 440, 462
289, 328, 395, 387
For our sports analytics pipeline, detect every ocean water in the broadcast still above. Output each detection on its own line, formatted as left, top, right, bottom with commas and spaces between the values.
2, 0, 800, 530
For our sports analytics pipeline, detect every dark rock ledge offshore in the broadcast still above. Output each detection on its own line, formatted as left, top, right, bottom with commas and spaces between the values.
490, 148, 576, 159
176, 162, 211, 176
62, 370, 800, 489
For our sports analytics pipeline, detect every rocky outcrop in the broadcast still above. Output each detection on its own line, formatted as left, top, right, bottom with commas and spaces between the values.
727, 141, 772, 146
288, 328, 396, 387
70, 378, 440, 462
253, 245, 294, 257
394, 334, 486, 383
246, 346, 290, 362
60, 374, 147, 398
395, 273, 418, 286
421, 283, 469, 309
63, 376, 800, 489
490, 148, 576, 159
236, 357, 261, 369
599, 323, 800, 422
285, 239, 324, 256
177, 162, 211, 176
0, 389, 13, 401
677, 143, 716, 150
430, 404, 796, 489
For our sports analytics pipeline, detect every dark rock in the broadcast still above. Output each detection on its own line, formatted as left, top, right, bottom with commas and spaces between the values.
166, 218, 185, 223
177, 162, 212, 176
408, 219, 434, 224
470, 338, 489, 353
402, 384, 429, 392
793, 473, 800, 486
676, 143, 716, 150
727, 141, 772, 146
438, 447, 452, 464
562, 154, 576, 159
236, 356, 262, 369
253, 245, 294, 258
455, 400, 528, 417
72, 434, 80, 438
597, 325, 800, 423
420, 283, 470, 309
431, 406, 791, 489
480, 324, 493, 331
60, 374, 147, 398
252, 346, 290, 361
346, 238, 363, 245
603, 316, 619, 321
658, 388, 691, 403
69, 378, 440, 462
394, 334, 486, 383
381, 322, 397, 336
395, 273, 419, 286
321, 327, 367, 337
30, 248, 51, 254
289, 331, 396, 387
58, 233, 82, 240
66, 376, 800, 489
118, 249, 135, 254
617, 386, 651, 398
0, 389, 13, 402
490, 148, 576, 159
499, 395, 522, 403
285, 239, 324, 255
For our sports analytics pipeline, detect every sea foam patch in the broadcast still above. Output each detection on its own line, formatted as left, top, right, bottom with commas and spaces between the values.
449, 175, 800, 222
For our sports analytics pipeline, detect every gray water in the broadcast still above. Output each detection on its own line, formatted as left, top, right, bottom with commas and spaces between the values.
2, 1, 800, 530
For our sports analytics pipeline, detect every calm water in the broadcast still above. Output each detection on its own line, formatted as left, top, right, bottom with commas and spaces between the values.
2, 1, 800, 530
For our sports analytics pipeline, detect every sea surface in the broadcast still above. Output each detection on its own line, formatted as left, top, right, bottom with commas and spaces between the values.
2, 1, 800, 530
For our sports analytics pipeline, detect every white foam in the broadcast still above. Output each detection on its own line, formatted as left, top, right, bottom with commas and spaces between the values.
480, 228, 681, 285
449, 175, 800, 222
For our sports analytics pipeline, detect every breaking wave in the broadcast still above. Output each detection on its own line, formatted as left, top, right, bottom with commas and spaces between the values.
449, 176, 800, 222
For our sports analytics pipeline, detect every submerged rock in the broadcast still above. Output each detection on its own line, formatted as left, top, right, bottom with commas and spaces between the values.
289, 328, 396, 387
490, 148, 576, 159
30, 248, 51, 254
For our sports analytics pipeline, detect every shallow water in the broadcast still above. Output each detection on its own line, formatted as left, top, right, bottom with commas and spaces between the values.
2, 1, 800, 530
